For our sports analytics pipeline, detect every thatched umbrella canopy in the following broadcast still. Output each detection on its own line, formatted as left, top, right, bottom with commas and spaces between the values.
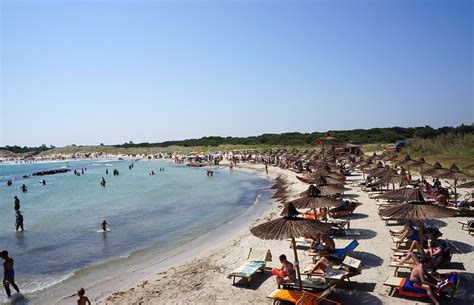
369, 173, 407, 189
396, 155, 421, 170
250, 202, 333, 289
289, 185, 345, 210
299, 177, 350, 196
380, 197, 456, 248
376, 188, 425, 202
367, 164, 391, 178
435, 163, 474, 202
422, 161, 449, 177
304, 175, 345, 185
308, 170, 345, 180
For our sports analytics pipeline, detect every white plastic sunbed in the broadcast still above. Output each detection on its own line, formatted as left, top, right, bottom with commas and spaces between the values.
228, 248, 272, 286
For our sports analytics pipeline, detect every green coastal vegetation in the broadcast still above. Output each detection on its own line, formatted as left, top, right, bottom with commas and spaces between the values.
1, 125, 473, 171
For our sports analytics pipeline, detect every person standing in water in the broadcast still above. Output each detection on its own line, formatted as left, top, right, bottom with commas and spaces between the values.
15, 211, 24, 231
20, 184, 27, 192
14, 196, 20, 212
106, 169, 109, 175
265, 163, 269, 175
100, 219, 109, 232
100, 177, 106, 187
1, 250, 20, 298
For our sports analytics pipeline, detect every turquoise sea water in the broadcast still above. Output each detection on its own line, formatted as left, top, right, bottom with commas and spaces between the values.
0, 159, 272, 303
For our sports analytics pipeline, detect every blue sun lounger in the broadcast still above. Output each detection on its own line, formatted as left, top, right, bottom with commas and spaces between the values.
228, 248, 272, 287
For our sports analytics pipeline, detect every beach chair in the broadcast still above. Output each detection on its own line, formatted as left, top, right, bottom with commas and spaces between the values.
228, 248, 272, 287
309, 240, 359, 263
459, 221, 474, 234
303, 256, 362, 282
383, 273, 458, 301
266, 286, 340, 305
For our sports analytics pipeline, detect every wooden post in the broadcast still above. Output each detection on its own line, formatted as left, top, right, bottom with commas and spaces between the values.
419, 220, 424, 250
291, 238, 303, 290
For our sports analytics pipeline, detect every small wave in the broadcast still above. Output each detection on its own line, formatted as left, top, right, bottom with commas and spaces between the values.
22, 272, 74, 295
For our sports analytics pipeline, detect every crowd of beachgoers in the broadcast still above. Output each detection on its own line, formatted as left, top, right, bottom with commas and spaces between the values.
1, 148, 473, 304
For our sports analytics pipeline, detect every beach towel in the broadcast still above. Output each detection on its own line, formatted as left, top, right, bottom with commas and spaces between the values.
398, 273, 458, 298
271, 289, 322, 305
230, 261, 264, 278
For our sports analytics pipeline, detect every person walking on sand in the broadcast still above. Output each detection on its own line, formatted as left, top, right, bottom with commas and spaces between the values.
1, 250, 20, 298
15, 211, 24, 231
14, 196, 20, 212
77, 288, 91, 305
265, 163, 269, 175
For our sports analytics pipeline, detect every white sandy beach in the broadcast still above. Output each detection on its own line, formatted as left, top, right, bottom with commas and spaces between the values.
75, 160, 473, 305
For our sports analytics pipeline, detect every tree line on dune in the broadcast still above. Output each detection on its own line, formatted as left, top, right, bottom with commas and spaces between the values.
1, 124, 473, 153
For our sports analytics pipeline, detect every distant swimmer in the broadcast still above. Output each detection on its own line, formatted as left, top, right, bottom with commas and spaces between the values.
6, 180, 12, 186
81, 169, 84, 175
1, 250, 20, 297
20, 184, 27, 192
15, 211, 24, 231
207, 170, 214, 176
39, 179, 46, 185
106, 169, 109, 175
100, 219, 109, 232
150, 170, 155, 176
100, 177, 106, 187
14, 196, 20, 212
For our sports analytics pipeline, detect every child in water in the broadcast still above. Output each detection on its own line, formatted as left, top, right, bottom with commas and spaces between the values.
77, 288, 91, 305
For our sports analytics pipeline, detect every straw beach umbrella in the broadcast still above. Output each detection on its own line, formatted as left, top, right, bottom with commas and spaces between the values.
250, 203, 333, 289
435, 163, 474, 202
380, 196, 456, 248
300, 177, 350, 196
289, 185, 344, 211
376, 187, 425, 202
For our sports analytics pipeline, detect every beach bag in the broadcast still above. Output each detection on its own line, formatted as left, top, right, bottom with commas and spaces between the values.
467, 220, 474, 228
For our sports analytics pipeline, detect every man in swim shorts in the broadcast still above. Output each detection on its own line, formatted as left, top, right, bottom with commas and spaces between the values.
1, 250, 20, 297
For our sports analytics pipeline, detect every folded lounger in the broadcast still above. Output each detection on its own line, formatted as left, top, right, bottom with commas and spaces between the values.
228, 248, 272, 286
383, 273, 458, 301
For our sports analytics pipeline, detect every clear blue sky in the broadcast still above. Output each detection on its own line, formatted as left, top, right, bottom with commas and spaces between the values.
1, 0, 473, 146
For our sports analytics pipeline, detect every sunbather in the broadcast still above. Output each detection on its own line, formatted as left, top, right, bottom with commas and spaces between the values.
313, 234, 335, 254
396, 240, 451, 270
272, 254, 297, 287
389, 220, 416, 236
307, 256, 358, 277
409, 256, 441, 305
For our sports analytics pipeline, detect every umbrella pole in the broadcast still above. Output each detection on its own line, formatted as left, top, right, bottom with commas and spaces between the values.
291, 238, 303, 290
418, 220, 424, 250
454, 179, 457, 203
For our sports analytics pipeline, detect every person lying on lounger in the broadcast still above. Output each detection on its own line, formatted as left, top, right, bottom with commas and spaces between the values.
409, 257, 441, 305
308, 256, 359, 278
307, 234, 335, 254
389, 220, 417, 236
396, 240, 451, 270
272, 254, 297, 287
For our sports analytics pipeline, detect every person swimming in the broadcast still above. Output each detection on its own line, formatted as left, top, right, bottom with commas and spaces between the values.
20, 184, 27, 192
